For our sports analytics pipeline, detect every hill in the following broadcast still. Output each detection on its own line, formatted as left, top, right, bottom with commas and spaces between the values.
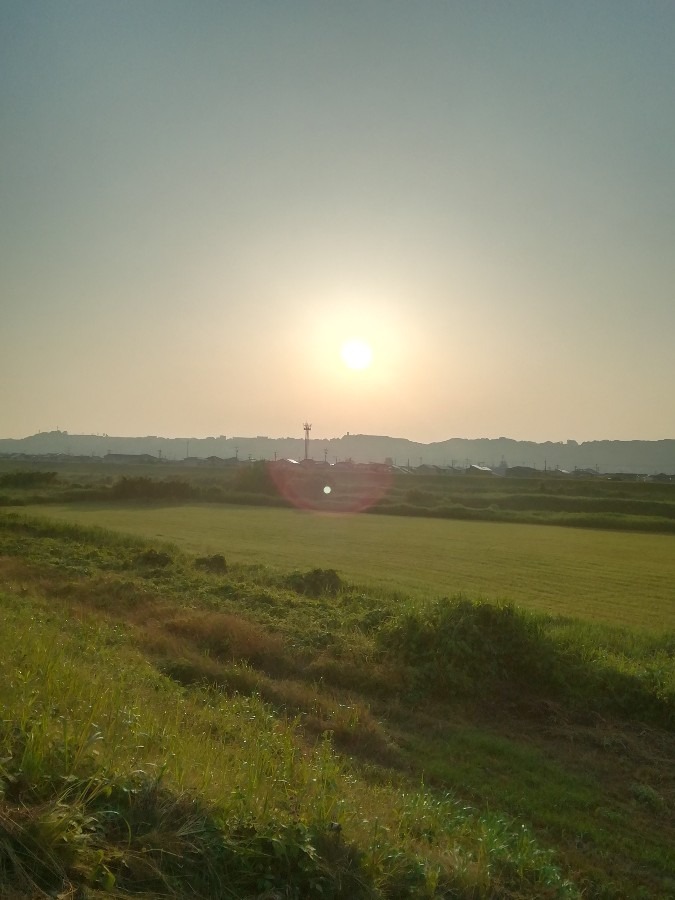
1, 431, 675, 474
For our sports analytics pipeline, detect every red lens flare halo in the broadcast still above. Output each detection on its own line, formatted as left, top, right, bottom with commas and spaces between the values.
267, 461, 393, 513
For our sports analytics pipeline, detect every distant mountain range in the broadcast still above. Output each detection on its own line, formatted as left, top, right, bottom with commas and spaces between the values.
1, 431, 674, 475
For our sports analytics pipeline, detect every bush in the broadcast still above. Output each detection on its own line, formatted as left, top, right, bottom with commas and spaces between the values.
233, 461, 279, 495
0, 471, 57, 488
134, 549, 172, 569
285, 568, 344, 598
378, 596, 561, 699
194, 553, 228, 573
404, 489, 436, 506
377, 597, 675, 727
111, 476, 196, 501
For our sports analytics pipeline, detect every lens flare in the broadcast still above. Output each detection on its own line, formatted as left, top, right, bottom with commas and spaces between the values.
267, 461, 392, 513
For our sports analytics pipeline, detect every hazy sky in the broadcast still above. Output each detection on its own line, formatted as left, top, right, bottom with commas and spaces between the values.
2, 1, 674, 443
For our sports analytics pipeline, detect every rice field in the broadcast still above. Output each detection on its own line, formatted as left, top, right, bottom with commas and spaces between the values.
22, 502, 675, 632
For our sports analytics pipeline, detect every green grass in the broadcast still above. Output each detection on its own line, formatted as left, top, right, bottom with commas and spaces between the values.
1, 509, 674, 897
0, 519, 583, 898
20, 501, 675, 632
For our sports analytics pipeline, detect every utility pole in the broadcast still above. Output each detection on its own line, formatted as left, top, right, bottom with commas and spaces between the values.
303, 422, 312, 461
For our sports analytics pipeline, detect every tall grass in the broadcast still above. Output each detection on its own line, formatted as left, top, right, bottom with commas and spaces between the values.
0, 586, 577, 898
2, 510, 674, 897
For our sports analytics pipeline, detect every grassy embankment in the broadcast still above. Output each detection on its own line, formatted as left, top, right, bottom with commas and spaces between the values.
1, 508, 674, 898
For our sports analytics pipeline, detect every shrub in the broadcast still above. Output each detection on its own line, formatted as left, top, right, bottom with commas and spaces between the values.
285, 568, 344, 598
194, 553, 228, 573
404, 488, 436, 506
377, 596, 563, 699
0, 470, 58, 489
378, 597, 675, 727
233, 461, 279, 495
111, 476, 196, 501
134, 549, 172, 569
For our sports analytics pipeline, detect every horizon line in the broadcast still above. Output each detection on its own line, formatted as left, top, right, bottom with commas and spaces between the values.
2, 430, 675, 446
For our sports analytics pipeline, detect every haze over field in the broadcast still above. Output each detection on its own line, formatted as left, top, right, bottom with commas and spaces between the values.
2, 2, 674, 443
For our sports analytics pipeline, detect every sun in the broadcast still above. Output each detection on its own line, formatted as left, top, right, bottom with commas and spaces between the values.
340, 338, 373, 370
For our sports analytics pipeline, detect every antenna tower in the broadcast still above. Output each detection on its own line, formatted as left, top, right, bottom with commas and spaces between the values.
303, 422, 312, 460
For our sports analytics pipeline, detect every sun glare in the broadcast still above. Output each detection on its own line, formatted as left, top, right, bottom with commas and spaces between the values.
340, 338, 373, 370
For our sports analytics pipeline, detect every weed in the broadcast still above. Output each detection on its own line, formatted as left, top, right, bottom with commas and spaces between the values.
630, 782, 664, 811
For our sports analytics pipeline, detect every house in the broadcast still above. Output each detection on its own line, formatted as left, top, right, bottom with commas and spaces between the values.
465, 464, 495, 476
103, 453, 160, 464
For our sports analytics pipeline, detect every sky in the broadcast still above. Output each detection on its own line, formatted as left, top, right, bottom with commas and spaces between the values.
2, 1, 674, 444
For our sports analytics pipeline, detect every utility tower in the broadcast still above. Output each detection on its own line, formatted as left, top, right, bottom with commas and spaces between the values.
303, 422, 312, 460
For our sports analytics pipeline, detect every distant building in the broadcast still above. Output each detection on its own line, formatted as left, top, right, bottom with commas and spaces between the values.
180, 455, 240, 467
104, 453, 160, 464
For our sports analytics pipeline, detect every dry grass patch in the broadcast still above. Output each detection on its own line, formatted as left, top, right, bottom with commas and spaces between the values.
305, 652, 406, 698
163, 610, 288, 673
